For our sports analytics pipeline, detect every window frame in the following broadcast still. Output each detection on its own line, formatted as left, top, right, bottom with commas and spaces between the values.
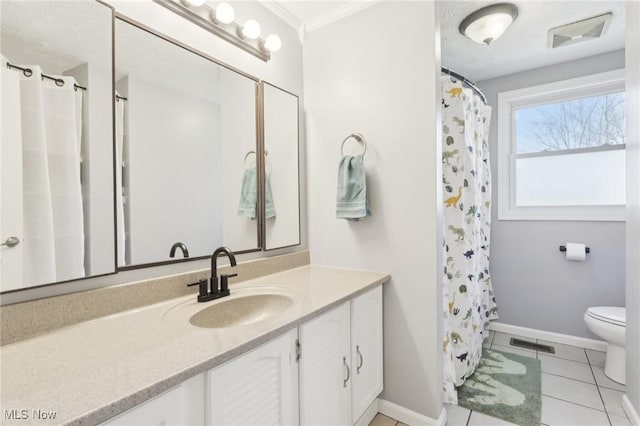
497, 69, 626, 221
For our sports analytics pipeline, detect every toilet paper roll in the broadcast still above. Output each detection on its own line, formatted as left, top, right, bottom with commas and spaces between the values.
566, 243, 586, 261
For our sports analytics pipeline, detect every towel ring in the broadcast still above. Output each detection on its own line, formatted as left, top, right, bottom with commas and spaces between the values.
341, 133, 367, 157
244, 150, 269, 166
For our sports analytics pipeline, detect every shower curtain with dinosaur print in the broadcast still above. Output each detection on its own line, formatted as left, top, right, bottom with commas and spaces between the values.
441, 75, 498, 404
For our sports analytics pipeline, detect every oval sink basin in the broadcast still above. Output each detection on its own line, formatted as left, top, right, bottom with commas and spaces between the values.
189, 294, 294, 329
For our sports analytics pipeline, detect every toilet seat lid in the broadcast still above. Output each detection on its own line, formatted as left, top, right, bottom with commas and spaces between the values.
587, 307, 626, 326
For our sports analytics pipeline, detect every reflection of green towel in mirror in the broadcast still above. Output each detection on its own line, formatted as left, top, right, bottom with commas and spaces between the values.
265, 174, 276, 219
238, 168, 257, 219
336, 155, 370, 221
237, 168, 277, 219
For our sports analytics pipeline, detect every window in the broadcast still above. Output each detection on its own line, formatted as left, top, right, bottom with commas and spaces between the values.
497, 70, 625, 221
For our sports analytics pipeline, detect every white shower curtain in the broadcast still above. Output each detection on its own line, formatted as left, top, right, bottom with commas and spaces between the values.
441, 75, 498, 403
12, 63, 85, 285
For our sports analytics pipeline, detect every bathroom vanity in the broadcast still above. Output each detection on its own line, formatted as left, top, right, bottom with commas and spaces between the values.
0, 265, 388, 425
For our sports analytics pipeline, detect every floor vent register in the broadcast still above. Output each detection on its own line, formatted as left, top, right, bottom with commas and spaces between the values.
510, 337, 555, 354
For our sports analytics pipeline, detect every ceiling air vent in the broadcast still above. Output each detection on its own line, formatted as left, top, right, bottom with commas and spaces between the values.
548, 12, 612, 49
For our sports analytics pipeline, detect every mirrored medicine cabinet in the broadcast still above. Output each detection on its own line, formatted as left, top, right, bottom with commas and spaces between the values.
1, 0, 115, 292
262, 83, 301, 250
114, 16, 261, 268
0, 1, 301, 296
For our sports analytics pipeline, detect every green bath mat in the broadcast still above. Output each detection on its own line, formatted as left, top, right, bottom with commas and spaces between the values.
457, 348, 541, 426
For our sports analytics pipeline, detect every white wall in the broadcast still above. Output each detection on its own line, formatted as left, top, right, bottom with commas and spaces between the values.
122, 76, 222, 265
478, 50, 626, 339
304, 2, 443, 419
625, 0, 640, 417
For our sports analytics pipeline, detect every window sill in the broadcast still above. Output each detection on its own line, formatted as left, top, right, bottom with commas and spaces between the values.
498, 205, 626, 222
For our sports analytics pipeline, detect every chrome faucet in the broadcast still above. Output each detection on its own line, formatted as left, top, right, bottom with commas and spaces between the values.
169, 242, 189, 258
187, 246, 238, 303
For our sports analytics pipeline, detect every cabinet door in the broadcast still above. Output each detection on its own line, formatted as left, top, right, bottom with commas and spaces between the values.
351, 285, 383, 423
207, 329, 298, 426
102, 374, 205, 426
299, 302, 351, 426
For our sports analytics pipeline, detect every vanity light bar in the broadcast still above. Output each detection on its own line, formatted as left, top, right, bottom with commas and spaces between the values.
153, 0, 278, 62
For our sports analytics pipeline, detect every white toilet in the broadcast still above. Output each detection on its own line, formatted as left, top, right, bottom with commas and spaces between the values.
584, 306, 626, 384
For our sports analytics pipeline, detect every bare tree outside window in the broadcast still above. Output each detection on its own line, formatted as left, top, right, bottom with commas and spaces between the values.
516, 92, 625, 153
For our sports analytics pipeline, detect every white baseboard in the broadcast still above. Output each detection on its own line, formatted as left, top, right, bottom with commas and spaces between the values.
355, 399, 379, 426
623, 395, 640, 426
378, 399, 446, 426
489, 322, 607, 352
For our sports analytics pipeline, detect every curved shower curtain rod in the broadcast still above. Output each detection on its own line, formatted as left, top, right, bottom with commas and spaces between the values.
6, 61, 87, 92
441, 66, 487, 105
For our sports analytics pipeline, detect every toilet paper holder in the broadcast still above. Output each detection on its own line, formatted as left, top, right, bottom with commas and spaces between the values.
559, 245, 590, 254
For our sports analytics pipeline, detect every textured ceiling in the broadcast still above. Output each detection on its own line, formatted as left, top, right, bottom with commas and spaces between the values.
439, 0, 626, 82
1, 0, 111, 74
263, 0, 625, 81
1, 0, 227, 104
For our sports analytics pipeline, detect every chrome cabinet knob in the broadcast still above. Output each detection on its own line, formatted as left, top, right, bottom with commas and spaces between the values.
1, 237, 20, 248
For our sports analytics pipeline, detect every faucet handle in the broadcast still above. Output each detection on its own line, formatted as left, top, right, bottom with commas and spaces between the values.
187, 279, 209, 301
220, 273, 238, 293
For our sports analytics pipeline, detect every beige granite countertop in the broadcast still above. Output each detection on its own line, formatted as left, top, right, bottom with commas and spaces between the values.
0, 265, 389, 425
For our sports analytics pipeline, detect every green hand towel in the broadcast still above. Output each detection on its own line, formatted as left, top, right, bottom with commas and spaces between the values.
265, 173, 276, 219
238, 168, 257, 219
336, 155, 371, 221
237, 168, 277, 219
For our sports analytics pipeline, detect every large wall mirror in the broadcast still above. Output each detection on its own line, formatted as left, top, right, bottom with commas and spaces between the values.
0, 0, 115, 292
262, 83, 300, 250
114, 17, 260, 269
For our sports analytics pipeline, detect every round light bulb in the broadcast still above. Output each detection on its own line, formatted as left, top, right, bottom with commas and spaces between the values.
264, 34, 282, 52
215, 2, 234, 24
242, 19, 261, 39
184, 0, 205, 6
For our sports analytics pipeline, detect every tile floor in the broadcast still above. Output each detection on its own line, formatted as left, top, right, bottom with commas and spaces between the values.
371, 331, 631, 426
369, 413, 408, 426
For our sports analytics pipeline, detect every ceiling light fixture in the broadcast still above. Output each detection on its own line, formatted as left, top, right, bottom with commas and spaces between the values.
153, 0, 281, 62
459, 3, 518, 45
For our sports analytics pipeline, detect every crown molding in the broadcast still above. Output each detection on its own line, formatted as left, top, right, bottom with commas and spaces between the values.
304, 0, 383, 33
258, 0, 383, 42
257, 0, 303, 35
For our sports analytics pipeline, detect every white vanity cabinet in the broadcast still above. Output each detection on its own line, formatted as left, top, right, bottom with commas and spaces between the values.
101, 374, 205, 426
350, 285, 384, 423
299, 285, 383, 426
207, 328, 299, 425
299, 302, 352, 425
